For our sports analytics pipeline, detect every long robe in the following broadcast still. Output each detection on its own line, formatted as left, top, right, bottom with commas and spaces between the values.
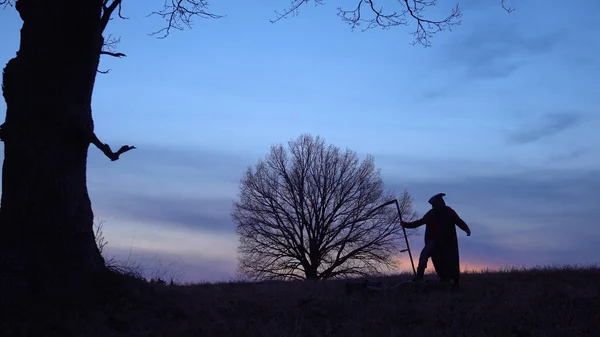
404, 205, 469, 284
431, 213, 460, 284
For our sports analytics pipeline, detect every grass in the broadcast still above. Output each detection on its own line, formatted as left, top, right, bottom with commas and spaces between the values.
2, 265, 599, 336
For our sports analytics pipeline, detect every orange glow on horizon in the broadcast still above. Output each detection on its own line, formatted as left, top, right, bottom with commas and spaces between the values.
393, 254, 507, 274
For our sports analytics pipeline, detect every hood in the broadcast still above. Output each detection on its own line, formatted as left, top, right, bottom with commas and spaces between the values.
428, 193, 447, 208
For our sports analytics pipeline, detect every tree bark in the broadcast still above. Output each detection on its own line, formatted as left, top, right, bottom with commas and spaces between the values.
0, 0, 107, 303
304, 268, 318, 280
304, 239, 320, 280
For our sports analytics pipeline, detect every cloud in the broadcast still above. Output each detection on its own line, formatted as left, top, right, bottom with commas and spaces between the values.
506, 111, 584, 145
99, 194, 236, 233
544, 147, 589, 164
442, 22, 562, 80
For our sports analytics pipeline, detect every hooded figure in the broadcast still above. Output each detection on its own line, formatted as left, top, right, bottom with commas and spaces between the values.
401, 193, 471, 287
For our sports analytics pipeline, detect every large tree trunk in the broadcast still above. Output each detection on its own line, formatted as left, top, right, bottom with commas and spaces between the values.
304, 265, 319, 280
0, 0, 107, 303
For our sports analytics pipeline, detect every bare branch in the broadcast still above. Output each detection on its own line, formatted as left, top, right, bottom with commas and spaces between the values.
117, 1, 129, 20
272, 0, 515, 47
100, 51, 126, 58
0, 0, 13, 8
89, 132, 135, 161
270, 0, 326, 24
98, 34, 125, 74
94, 219, 108, 254
148, 0, 224, 39
100, 0, 122, 32
501, 0, 515, 13
336, 0, 462, 47
102, 34, 121, 51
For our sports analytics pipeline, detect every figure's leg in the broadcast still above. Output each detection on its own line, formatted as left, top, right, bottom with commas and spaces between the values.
450, 256, 461, 289
415, 240, 435, 281
431, 250, 447, 282
440, 243, 460, 288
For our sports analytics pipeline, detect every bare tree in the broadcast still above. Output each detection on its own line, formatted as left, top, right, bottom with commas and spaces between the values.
233, 134, 416, 281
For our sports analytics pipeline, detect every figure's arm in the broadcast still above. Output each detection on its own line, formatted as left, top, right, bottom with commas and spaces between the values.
449, 207, 471, 236
401, 211, 430, 229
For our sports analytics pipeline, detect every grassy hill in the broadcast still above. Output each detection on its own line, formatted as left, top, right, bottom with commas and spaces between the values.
2, 266, 599, 336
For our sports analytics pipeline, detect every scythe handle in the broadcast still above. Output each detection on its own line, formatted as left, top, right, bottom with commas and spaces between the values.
394, 199, 417, 277
369, 199, 417, 277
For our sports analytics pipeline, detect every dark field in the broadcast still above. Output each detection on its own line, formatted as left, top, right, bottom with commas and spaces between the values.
3, 266, 599, 337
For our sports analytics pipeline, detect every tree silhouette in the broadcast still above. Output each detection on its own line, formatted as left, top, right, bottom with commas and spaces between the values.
233, 134, 416, 281
0, 0, 511, 301
0, 0, 224, 301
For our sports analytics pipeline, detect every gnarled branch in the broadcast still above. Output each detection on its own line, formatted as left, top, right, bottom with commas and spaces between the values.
89, 132, 135, 161
100, 51, 126, 58
98, 34, 125, 73
1, 123, 135, 162
101, 0, 124, 32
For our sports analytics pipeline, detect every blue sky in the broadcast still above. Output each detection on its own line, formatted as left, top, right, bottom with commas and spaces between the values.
1, 0, 599, 282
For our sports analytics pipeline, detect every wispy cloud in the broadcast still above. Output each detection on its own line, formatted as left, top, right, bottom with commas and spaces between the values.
545, 147, 589, 164
100, 195, 235, 233
438, 13, 563, 81
506, 111, 584, 145
461, 31, 560, 79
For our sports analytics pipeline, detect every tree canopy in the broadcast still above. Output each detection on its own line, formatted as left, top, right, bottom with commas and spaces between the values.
233, 134, 416, 280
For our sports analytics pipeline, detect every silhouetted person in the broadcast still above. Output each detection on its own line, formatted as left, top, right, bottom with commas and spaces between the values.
401, 193, 471, 287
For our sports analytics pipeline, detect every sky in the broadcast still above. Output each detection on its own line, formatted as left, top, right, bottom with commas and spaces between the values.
0, 0, 599, 283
